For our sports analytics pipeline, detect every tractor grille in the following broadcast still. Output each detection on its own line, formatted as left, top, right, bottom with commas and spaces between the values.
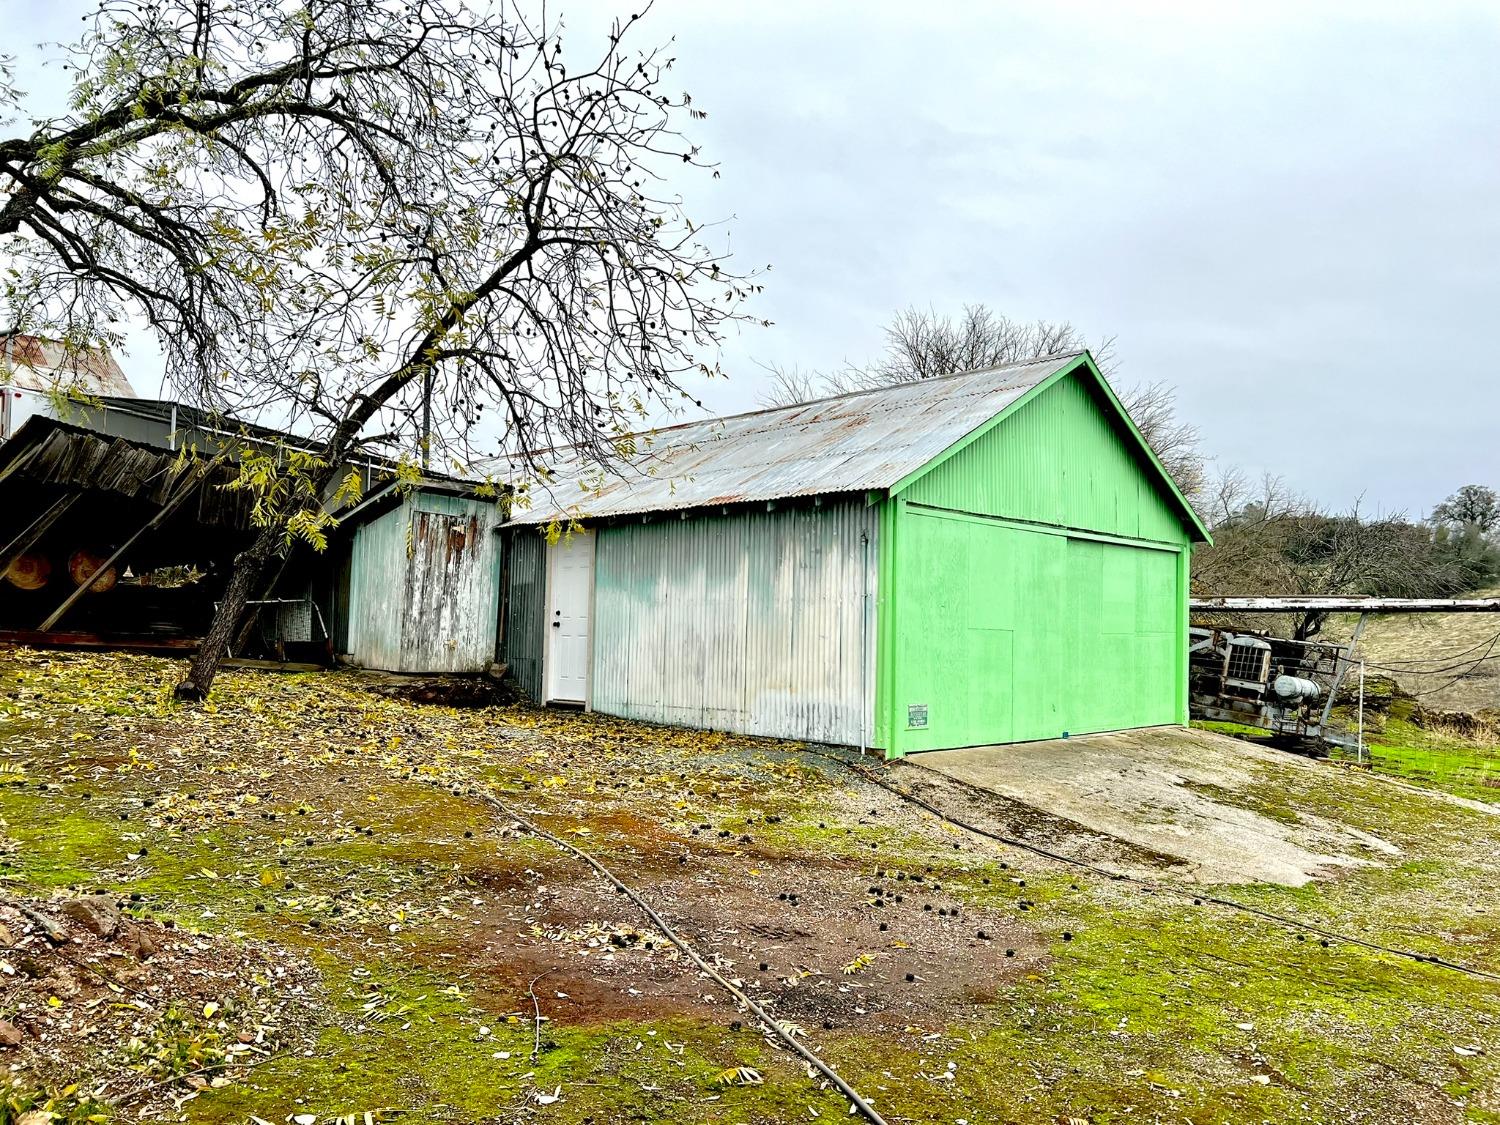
1226, 643, 1268, 684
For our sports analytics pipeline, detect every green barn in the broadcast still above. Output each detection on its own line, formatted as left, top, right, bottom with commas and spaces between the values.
500, 351, 1210, 758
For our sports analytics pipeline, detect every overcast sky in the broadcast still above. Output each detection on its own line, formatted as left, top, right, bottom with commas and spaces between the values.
10, 0, 1500, 515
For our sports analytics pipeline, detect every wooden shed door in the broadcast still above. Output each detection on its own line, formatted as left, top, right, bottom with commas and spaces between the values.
894, 509, 1180, 752
545, 531, 594, 704
400, 507, 500, 674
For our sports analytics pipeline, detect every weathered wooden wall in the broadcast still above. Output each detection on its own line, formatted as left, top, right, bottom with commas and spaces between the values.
345, 491, 504, 673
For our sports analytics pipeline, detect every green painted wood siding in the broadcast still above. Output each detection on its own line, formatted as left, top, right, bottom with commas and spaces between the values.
900, 371, 1186, 544
883, 509, 1184, 755
876, 368, 1195, 757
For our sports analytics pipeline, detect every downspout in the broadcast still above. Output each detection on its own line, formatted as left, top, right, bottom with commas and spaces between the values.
860, 529, 870, 758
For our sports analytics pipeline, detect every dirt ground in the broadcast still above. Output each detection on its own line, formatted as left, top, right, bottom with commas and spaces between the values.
3, 648, 1499, 1125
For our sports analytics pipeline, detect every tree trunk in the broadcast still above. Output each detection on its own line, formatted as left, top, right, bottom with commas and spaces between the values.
231, 551, 295, 655
1293, 610, 1328, 642
173, 524, 284, 701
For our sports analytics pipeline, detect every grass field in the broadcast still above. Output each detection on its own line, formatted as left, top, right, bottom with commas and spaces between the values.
5, 649, 1500, 1125
1197, 700, 1500, 807
1323, 588, 1500, 714
1327, 699, 1500, 805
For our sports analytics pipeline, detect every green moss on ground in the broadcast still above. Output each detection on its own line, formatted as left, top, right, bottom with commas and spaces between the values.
4, 649, 1500, 1123
192, 961, 847, 1125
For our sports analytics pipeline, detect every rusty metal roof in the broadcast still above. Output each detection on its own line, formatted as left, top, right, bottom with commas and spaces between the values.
0, 335, 136, 398
506, 352, 1086, 525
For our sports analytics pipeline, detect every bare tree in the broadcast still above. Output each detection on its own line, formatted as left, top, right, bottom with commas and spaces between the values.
758, 303, 1202, 500
1432, 484, 1499, 534
1193, 472, 1477, 639
1121, 379, 1203, 503
861, 305, 1101, 386
1, 0, 759, 699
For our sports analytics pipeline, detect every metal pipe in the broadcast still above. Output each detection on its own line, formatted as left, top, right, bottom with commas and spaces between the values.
1193, 596, 1500, 613
1357, 661, 1365, 766
859, 529, 870, 758
472, 785, 892, 1125
0, 493, 81, 573
37, 457, 217, 631
1320, 612, 1368, 730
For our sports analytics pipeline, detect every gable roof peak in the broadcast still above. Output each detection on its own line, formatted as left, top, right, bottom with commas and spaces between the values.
505, 352, 1089, 525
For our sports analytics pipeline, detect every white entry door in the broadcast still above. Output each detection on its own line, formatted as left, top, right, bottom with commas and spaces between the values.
545, 530, 594, 704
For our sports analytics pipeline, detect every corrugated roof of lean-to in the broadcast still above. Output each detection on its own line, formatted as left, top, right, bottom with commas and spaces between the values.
505, 351, 1085, 525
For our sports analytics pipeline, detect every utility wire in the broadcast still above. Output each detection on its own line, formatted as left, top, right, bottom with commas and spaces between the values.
1363, 632, 1500, 697
1358, 644, 1500, 677
469, 785, 891, 1125
1361, 631, 1500, 668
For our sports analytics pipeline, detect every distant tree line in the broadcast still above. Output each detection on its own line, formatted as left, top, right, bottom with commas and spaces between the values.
1194, 476, 1500, 639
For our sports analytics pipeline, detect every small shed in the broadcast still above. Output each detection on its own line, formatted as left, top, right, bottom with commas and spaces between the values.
336, 482, 504, 673
499, 352, 1209, 757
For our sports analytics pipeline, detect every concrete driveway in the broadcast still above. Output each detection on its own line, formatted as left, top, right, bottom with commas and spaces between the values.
904, 726, 1408, 886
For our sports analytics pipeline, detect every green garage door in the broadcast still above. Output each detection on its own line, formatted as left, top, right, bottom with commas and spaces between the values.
892, 509, 1181, 753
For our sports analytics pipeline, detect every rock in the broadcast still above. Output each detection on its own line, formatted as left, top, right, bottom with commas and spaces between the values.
17, 907, 65, 943
115, 923, 157, 961
0, 1019, 22, 1047
58, 894, 121, 940
0, 922, 15, 948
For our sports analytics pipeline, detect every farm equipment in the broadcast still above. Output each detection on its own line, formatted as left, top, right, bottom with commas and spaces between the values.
1188, 625, 1344, 743
1188, 596, 1500, 751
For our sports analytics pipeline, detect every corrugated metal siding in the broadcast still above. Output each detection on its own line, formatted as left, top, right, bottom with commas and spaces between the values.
346, 503, 408, 670
346, 491, 504, 673
900, 371, 1186, 544
592, 500, 878, 745
503, 528, 547, 701
398, 493, 503, 673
